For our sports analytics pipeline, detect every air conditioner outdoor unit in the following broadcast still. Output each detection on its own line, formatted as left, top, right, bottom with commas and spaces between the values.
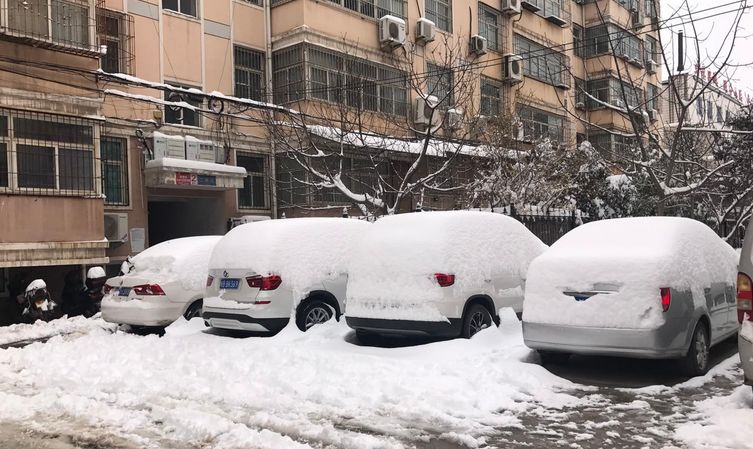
512, 121, 525, 141
646, 59, 657, 74
502, 0, 521, 14
575, 101, 585, 110
521, 0, 540, 12
648, 108, 657, 121
416, 18, 435, 43
104, 213, 129, 242
152, 134, 186, 160
185, 139, 215, 163
504, 54, 524, 83
445, 108, 464, 130
414, 95, 440, 127
469, 35, 488, 55
379, 15, 406, 50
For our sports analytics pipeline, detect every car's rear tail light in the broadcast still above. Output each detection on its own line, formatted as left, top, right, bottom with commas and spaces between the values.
246, 275, 282, 291
434, 273, 455, 287
132, 284, 166, 296
737, 273, 753, 322
103, 284, 113, 294
206, 276, 214, 288
660, 287, 671, 312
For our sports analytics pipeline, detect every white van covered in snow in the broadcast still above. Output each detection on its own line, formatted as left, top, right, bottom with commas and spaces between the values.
345, 211, 547, 340
203, 217, 369, 333
523, 217, 739, 375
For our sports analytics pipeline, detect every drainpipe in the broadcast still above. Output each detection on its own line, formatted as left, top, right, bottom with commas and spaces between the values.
264, 0, 278, 219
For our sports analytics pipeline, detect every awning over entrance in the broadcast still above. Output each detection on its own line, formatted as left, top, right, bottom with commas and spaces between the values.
0, 241, 110, 268
144, 158, 247, 189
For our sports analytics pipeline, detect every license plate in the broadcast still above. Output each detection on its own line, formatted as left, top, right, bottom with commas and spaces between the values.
220, 279, 240, 289
119, 287, 131, 296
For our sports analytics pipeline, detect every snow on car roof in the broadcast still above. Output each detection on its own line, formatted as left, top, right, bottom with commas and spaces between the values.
131, 236, 222, 291
210, 218, 370, 299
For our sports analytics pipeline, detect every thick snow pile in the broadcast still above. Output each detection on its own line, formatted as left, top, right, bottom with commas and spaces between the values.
209, 218, 369, 301
675, 386, 753, 449
128, 236, 222, 291
524, 217, 738, 329
0, 311, 586, 449
347, 211, 547, 321
0, 316, 116, 346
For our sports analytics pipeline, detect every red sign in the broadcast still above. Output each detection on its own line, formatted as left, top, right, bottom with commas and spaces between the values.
175, 172, 194, 185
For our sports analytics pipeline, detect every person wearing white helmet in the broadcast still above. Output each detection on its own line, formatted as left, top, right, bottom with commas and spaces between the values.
20, 279, 62, 324
64, 266, 107, 318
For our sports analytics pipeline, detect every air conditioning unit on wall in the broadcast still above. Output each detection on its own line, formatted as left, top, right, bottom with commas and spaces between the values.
416, 18, 435, 44
502, 0, 522, 14
104, 213, 129, 242
445, 108, 464, 130
414, 95, 441, 127
504, 54, 524, 83
379, 15, 406, 50
469, 35, 488, 56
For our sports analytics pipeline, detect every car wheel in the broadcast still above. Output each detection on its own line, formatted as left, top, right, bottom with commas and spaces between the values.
538, 350, 570, 365
680, 322, 710, 376
296, 300, 333, 332
183, 301, 203, 320
462, 304, 493, 339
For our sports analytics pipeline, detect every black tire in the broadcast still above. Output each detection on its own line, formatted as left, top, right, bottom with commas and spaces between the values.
462, 303, 493, 339
680, 322, 710, 376
296, 300, 333, 332
183, 300, 203, 320
355, 329, 382, 345
538, 350, 570, 365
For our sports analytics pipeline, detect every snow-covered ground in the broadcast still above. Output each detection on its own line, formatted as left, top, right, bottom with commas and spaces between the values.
0, 312, 747, 449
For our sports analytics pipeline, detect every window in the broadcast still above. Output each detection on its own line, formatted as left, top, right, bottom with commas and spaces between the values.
427, 63, 454, 109
574, 77, 586, 107
242, 0, 262, 5
585, 24, 642, 63
646, 83, 659, 111
480, 77, 501, 116
272, 46, 305, 104
6, 0, 94, 50
585, 78, 641, 109
237, 153, 268, 209
644, 35, 658, 66
478, 4, 500, 51
707, 100, 713, 122
0, 116, 7, 188
644, 0, 657, 17
696, 97, 704, 118
162, 0, 197, 17
331, 0, 405, 18
589, 131, 635, 159
101, 137, 128, 206
514, 34, 567, 86
234, 46, 265, 101
97, 9, 132, 74
573, 24, 584, 58
716, 105, 723, 123
517, 106, 565, 143
426, 0, 452, 32
165, 84, 202, 127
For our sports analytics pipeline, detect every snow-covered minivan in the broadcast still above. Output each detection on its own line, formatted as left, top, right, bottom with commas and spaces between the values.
203, 217, 369, 333
345, 211, 547, 340
523, 217, 739, 376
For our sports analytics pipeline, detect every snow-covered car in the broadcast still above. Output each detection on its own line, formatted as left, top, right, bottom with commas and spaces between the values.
523, 217, 739, 376
736, 221, 753, 390
202, 217, 369, 333
345, 211, 547, 340
102, 236, 222, 327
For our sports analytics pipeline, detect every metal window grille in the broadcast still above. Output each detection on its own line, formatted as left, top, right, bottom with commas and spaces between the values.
96, 8, 134, 74
480, 77, 501, 116
426, 63, 454, 109
234, 45, 265, 101
0, 108, 99, 196
241, 0, 262, 5
589, 131, 635, 160
644, 35, 657, 65
237, 152, 268, 209
513, 34, 568, 87
425, 0, 451, 32
161, 0, 196, 17
164, 83, 202, 127
478, 4, 499, 51
573, 24, 584, 57
517, 105, 565, 143
101, 136, 128, 206
324, 0, 405, 19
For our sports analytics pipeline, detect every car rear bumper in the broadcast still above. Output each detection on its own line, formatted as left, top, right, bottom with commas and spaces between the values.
739, 332, 753, 385
523, 321, 687, 359
346, 316, 462, 338
202, 310, 289, 333
101, 298, 182, 327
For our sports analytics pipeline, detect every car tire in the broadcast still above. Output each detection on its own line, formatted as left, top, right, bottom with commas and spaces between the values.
538, 350, 570, 365
680, 322, 710, 377
462, 304, 493, 339
296, 300, 333, 332
183, 300, 203, 320
355, 329, 381, 346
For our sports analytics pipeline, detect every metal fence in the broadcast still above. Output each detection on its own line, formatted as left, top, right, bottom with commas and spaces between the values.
500, 204, 589, 246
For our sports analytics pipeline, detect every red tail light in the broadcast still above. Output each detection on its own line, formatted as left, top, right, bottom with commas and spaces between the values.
246, 275, 282, 291
434, 273, 455, 287
737, 273, 753, 322
206, 276, 214, 287
660, 287, 671, 312
103, 284, 112, 294
133, 284, 166, 296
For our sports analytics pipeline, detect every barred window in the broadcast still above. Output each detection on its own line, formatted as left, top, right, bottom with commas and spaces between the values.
234, 46, 265, 101
585, 78, 641, 109
162, 0, 197, 17
427, 63, 454, 109
480, 77, 501, 116
644, 35, 658, 65
478, 4, 499, 51
573, 24, 584, 57
165, 83, 202, 127
574, 77, 586, 106
585, 24, 642, 62
237, 153, 268, 209
272, 46, 305, 105
426, 0, 452, 32
97, 9, 133, 74
275, 158, 309, 207
0, 116, 7, 188
517, 106, 564, 143
331, 0, 405, 19
646, 83, 659, 111
589, 131, 635, 159
644, 0, 657, 17
101, 137, 128, 206
513, 34, 566, 86
6, 0, 95, 51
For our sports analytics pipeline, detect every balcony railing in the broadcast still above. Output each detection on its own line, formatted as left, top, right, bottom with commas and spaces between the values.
521, 0, 571, 27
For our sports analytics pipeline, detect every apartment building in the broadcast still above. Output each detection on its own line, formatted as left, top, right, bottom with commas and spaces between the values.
0, 0, 663, 298
663, 69, 747, 129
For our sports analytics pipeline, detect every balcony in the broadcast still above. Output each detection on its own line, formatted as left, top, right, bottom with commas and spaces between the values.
521, 0, 571, 28
0, 0, 104, 56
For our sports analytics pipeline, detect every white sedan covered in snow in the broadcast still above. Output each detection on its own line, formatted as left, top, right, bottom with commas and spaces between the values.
345, 211, 547, 340
102, 236, 222, 327
523, 217, 739, 375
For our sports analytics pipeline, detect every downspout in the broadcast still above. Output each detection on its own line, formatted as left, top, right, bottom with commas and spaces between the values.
264, 0, 278, 218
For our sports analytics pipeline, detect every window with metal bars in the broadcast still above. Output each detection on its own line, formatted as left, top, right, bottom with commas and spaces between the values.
585, 24, 643, 63
646, 83, 659, 111
644, 35, 658, 65
237, 152, 268, 209
162, 0, 197, 17
4, 0, 96, 51
101, 136, 128, 206
97, 8, 133, 74
516, 105, 564, 143
513, 34, 567, 87
234, 46, 265, 101
573, 24, 584, 57
585, 78, 641, 109
164, 83, 202, 127
330, 0, 405, 19
426, 0, 452, 32
426, 63, 453, 109
478, 4, 499, 51
480, 77, 501, 116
